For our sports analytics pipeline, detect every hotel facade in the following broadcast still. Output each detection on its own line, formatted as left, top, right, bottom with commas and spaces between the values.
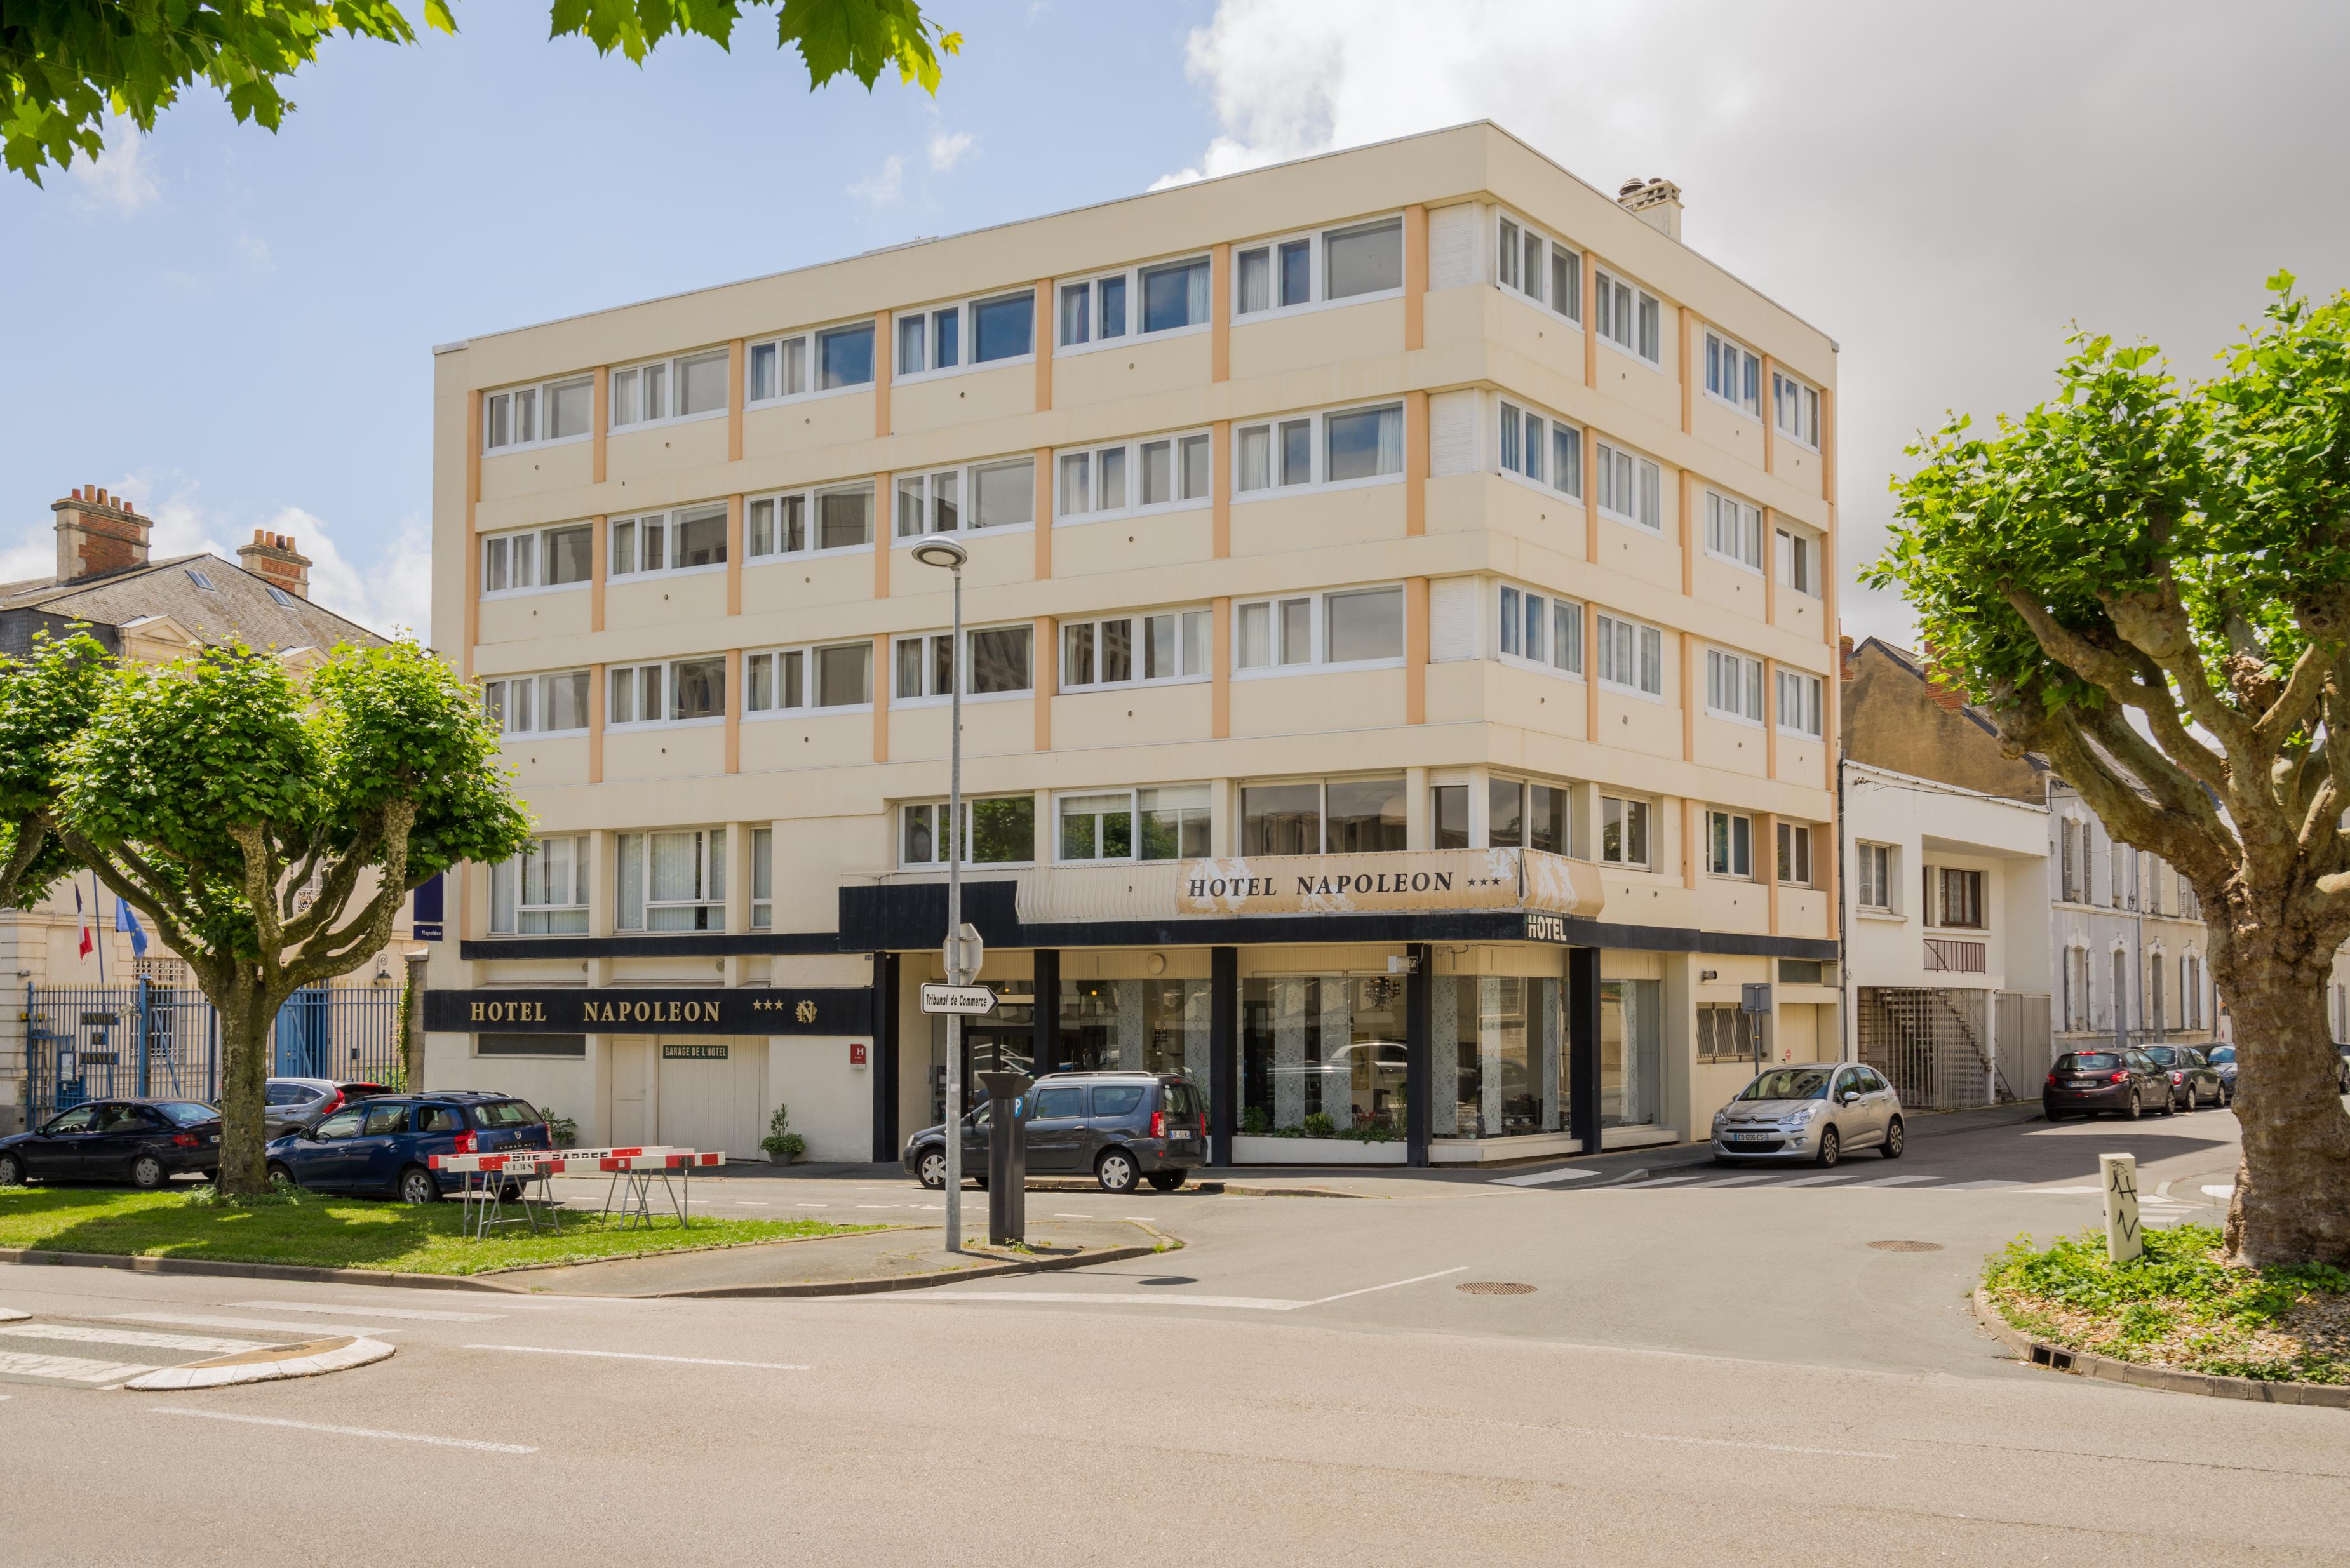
423, 123, 1842, 1169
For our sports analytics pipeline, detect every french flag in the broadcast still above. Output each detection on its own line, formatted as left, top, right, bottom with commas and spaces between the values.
74, 884, 91, 960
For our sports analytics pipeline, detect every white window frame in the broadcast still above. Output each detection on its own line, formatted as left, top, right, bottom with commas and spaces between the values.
1773, 368, 1823, 449
1776, 668, 1825, 739
1776, 821, 1815, 887
1702, 327, 1762, 420
1233, 213, 1407, 321
891, 624, 1036, 707
480, 521, 595, 600
1856, 841, 1898, 913
1704, 647, 1766, 727
1599, 794, 1652, 869
1594, 438, 1663, 532
1707, 808, 1755, 880
608, 347, 732, 433
1592, 266, 1663, 368
605, 656, 728, 731
1593, 611, 1665, 700
1232, 401, 1407, 500
1703, 490, 1764, 573
894, 288, 1037, 383
743, 318, 877, 408
1055, 251, 1214, 356
615, 827, 727, 933
488, 834, 591, 936
607, 503, 732, 582
482, 373, 595, 455
1052, 784, 1214, 865
743, 641, 875, 718
1497, 398, 1585, 503
1492, 208, 1583, 326
483, 669, 592, 738
892, 455, 1037, 542
1059, 607, 1212, 692
1232, 584, 1407, 679
899, 797, 1038, 869
751, 827, 773, 932
1775, 524, 1819, 597
1053, 429, 1214, 524
1495, 582, 1584, 680
741, 479, 878, 561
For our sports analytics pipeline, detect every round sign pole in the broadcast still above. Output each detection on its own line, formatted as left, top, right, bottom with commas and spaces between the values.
913, 534, 972, 1254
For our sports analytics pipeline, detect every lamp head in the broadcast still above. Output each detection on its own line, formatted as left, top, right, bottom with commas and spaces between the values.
910, 535, 969, 570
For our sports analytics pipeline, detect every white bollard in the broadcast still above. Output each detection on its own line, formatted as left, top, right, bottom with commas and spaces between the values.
2100, 1151, 2142, 1264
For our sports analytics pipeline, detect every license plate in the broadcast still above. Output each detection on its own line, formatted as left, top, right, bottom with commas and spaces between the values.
1169, 1133, 1193, 1144
2067, 1079, 2099, 1089
1727, 1132, 1773, 1142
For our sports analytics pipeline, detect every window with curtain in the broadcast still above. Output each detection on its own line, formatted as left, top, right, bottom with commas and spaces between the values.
1139, 257, 1211, 333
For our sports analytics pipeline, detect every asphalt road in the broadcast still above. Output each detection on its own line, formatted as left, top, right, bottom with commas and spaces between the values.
4, 1105, 2343, 1567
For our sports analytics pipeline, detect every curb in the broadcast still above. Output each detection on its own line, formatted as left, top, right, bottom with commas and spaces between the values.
123, 1334, 396, 1392
0, 1246, 525, 1294
1970, 1285, 2350, 1407
643, 1235, 1178, 1300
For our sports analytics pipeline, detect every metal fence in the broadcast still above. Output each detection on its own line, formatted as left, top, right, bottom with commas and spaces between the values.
25, 982, 405, 1122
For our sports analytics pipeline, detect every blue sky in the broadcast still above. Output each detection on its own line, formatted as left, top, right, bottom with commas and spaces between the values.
5, 1, 2347, 646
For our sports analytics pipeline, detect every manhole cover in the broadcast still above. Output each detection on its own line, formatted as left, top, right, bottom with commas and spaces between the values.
1867, 1240, 1944, 1252
1457, 1281, 1538, 1295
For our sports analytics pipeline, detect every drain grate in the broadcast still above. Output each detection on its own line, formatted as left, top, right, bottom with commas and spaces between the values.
1457, 1281, 1538, 1295
1867, 1239, 1944, 1252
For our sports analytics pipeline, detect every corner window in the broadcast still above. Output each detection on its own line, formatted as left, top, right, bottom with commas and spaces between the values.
1485, 776, 1573, 855
751, 828, 773, 931
1775, 525, 1818, 596
1235, 215, 1404, 317
744, 480, 874, 558
606, 657, 727, 728
1594, 267, 1662, 365
1496, 583, 1583, 677
1703, 329, 1762, 418
1708, 810, 1754, 879
1594, 612, 1664, 698
1777, 822, 1814, 887
745, 641, 872, 714
1705, 648, 1764, 725
608, 504, 729, 579
1601, 795, 1650, 867
610, 349, 729, 429
893, 625, 1033, 701
617, 828, 725, 932
1056, 785, 1211, 863
1239, 776, 1406, 855
483, 670, 591, 737
1057, 253, 1209, 350
481, 523, 592, 596
1492, 210, 1581, 325
1773, 370, 1822, 447
1061, 609, 1209, 690
483, 374, 593, 453
1234, 403, 1404, 496
1498, 399, 1583, 500
901, 797, 1037, 867
1776, 669, 1824, 739
489, 834, 589, 935
1705, 491, 1763, 572
1595, 439, 1662, 531
1234, 585, 1404, 674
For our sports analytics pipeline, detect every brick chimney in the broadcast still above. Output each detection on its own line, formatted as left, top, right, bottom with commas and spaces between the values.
1920, 640, 1970, 711
237, 530, 312, 600
1838, 633, 1856, 681
52, 486, 151, 584
1616, 177, 1683, 241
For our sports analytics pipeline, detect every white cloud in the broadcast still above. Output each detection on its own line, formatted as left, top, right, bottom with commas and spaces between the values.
68, 115, 160, 216
927, 128, 977, 173
232, 232, 275, 274
1165, 0, 2350, 648
849, 153, 907, 207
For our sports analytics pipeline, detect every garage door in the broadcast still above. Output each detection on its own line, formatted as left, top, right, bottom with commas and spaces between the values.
656, 1037, 766, 1158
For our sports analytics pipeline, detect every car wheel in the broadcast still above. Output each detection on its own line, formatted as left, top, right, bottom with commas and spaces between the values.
1879, 1118, 1905, 1159
2161, 1089, 2179, 1117
397, 1165, 440, 1205
2123, 1090, 2144, 1121
915, 1146, 946, 1190
267, 1162, 295, 1188
130, 1154, 170, 1191
1096, 1148, 1141, 1193
1813, 1127, 1841, 1168
0, 1152, 25, 1187
1146, 1171, 1185, 1193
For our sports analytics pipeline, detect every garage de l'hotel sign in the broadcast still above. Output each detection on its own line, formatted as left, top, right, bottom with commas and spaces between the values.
424, 988, 871, 1037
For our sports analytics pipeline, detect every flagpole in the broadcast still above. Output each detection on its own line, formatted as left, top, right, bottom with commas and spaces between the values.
91, 873, 105, 988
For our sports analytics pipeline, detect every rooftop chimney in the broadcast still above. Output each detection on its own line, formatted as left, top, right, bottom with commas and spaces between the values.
52, 486, 152, 584
237, 528, 312, 601
1616, 176, 1683, 241
1838, 633, 1856, 681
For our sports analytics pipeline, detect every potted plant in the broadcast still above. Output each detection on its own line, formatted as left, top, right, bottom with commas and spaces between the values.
761, 1103, 807, 1165
543, 1109, 579, 1149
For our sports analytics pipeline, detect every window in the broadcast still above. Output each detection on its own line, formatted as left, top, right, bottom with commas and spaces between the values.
1061, 609, 1209, 689
1056, 785, 1212, 863
185, 568, 217, 592
1601, 796, 1650, 867
1496, 584, 1583, 676
489, 834, 589, 935
608, 504, 729, 579
1234, 404, 1404, 495
610, 349, 729, 428
1594, 440, 1662, 531
1705, 491, 1764, 572
1703, 329, 1762, 418
1234, 586, 1404, 673
481, 523, 592, 596
1485, 777, 1573, 855
1058, 253, 1211, 349
483, 670, 590, 736
1240, 777, 1406, 855
894, 625, 1033, 700
1593, 267, 1662, 364
1938, 868, 1985, 928
1776, 669, 1825, 739
1235, 215, 1405, 317
1432, 784, 1469, 849
1857, 843, 1895, 911
1775, 526, 1818, 596
1777, 821, 1813, 885
605, 657, 726, 727
894, 457, 1034, 538
899, 291, 1033, 375
1491, 210, 1581, 324
483, 374, 593, 452
751, 828, 772, 931
617, 828, 725, 932
1698, 1003, 1762, 1062
817, 321, 876, 391
1773, 369, 1822, 447
1705, 648, 1764, 724
1498, 400, 1585, 500
265, 585, 297, 608
743, 480, 874, 558
1594, 612, 1664, 697
744, 641, 872, 713
746, 333, 812, 402
1057, 431, 1212, 520
901, 797, 1037, 866
1708, 810, 1754, 879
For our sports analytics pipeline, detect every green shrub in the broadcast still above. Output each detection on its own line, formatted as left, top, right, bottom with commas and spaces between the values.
1301, 1112, 1336, 1137
760, 1103, 805, 1163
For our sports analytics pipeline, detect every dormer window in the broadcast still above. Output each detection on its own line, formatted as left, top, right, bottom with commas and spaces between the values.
185, 568, 217, 592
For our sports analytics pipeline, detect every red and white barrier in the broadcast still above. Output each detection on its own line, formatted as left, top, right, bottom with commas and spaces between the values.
596, 1151, 725, 1173
429, 1146, 683, 1174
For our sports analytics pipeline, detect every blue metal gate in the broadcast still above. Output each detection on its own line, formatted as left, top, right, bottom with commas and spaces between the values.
272, 986, 403, 1083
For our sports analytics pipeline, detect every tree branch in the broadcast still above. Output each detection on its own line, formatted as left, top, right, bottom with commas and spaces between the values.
2002, 585, 2234, 798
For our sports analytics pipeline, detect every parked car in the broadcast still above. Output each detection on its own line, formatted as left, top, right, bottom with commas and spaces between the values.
2042, 1050, 2177, 1120
0, 1099, 222, 1190
264, 1077, 391, 1140
2139, 1045, 2225, 1111
2337, 1043, 2350, 1095
1710, 1063, 1904, 1166
265, 1092, 548, 1204
2205, 1044, 2238, 1105
905, 1071, 1207, 1193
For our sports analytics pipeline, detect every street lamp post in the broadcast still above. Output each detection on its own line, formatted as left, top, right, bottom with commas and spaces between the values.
910, 533, 970, 1252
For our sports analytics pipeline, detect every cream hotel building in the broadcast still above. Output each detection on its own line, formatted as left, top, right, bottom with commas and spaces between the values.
425, 123, 1842, 1170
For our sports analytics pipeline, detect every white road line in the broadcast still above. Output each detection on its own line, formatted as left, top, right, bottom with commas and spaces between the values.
154, 1408, 536, 1454
1489, 1167, 1600, 1187
1839, 1174, 1936, 1188
114, 1313, 405, 1338
0, 1324, 267, 1355
464, 1344, 807, 1369
1306, 1266, 1470, 1306
229, 1300, 499, 1323
1052, 1212, 1096, 1217
794, 1203, 831, 1209
0, 1350, 158, 1384
1769, 1172, 1869, 1189
2022, 1186, 2106, 1195
732, 1202, 770, 1207
1632, 1175, 1704, 1188
1940, 1179, 2024, 1191
1691, 1172, 1780, 1187
916, 1291, 1306, 1310
2203, 1184, 2237, 1198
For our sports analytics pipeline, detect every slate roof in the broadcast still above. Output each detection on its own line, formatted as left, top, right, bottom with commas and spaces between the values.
0, 553, 383, 653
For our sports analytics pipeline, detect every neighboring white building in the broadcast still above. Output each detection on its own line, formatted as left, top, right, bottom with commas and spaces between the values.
2048, 775, 2219, 1054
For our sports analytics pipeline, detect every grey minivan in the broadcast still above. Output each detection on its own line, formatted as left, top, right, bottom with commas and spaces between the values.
1710, 1062, 1905, 1165
904, 1071, 1207, 1193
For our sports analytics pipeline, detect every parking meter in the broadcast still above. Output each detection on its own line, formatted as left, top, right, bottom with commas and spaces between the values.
979, 1070, 1030, 1245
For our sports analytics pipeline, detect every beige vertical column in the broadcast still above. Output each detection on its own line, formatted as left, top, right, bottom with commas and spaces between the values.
1680, 631, 1696, 761
1583, 426, 1599, 563
591, 366, 610, 485
589, 514, 607, 633
1762, 810, 1780, 935
1583, 601, 1599, 740
1211, 597, 1232, 739
1762, 506, 1779, 626
874, 475, 892, 598
1764, 657, 1780, 780
724, 648, 742, 775
725, 494, 744, 617
871, 633, 891, 765
1403, 204, 1428, 352
1034, 617, 1055, 752
727, 339, 745, 463
1404, 766, 1431, 850
1210, 244, 1231, 383
588, 662, 605, 785
1211, 422, 1232, 558
1678, 307, 1693, 434
874, 312, 892, 438
1033, 449, 1052, 579
1406, 391, 1428, 538
1033, 282, 1054, 410
1684, 799, 1701, 889
1820, 387, 1841, 808
1761, 354, 1777, 478
1405, 577, 1428, 725
464, 390, 481, 680
1678, 469, 1694, 596
1583, 256, 1599, 389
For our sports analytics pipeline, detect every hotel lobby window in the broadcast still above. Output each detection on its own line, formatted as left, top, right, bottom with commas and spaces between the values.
1057, 980, 1212, 1083
1602, 979, 1663, 1128
1057, 786, 1211, 863
1432, 976, 1567, 1140
1240, 776, 1406, 855
1240, 976, 1408, 1139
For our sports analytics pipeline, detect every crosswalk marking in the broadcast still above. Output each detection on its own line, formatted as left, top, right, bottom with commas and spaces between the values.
1840, 1174, 1936, 1187
0, 1350, 158, 1384
1489, 1167, 1601, 1188
114, 1313, 399, 1338
0, 1324, 267, 1355
1768, 1172, 1869, 1188
229, 1300, 498, 1323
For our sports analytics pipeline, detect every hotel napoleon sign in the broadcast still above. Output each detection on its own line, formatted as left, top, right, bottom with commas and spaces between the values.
424, 988, 873, 1037
1175, 848, 1604, 919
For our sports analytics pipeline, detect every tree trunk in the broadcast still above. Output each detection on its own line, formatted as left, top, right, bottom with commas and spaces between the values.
213, 994, 279, 1196
2209, 917, 2350, 1265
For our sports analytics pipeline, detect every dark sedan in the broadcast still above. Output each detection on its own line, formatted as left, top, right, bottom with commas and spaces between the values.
265, 1092, 549, 1204
0, 1099, 222, 1190
2043, 1050, 2177, 1121
2140, 1045, 2226, 1111
2205, 1044, 2238, 1104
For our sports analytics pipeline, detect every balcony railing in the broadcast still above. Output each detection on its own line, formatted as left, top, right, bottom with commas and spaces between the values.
1923, 936, 1987, 974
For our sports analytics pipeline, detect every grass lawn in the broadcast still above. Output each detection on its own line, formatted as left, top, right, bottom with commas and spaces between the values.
1984, 1223, 2350, 1384
0, 1185, 882, 1277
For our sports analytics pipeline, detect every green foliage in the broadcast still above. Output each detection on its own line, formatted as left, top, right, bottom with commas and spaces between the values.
760, 1101, 805, 1162
1240, 1106, 1269, 1136
184, 1172, 315, 1209
4, 0, 958, 184
0, 631, 112, 909
1301, 1111, 1336, 1137
544, 1109, 579, 1148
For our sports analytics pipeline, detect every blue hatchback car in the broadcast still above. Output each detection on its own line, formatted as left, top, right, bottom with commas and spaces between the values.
265, 1092, 550, 1205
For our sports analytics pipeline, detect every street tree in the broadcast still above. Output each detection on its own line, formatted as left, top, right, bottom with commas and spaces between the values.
1867, 273, 2350, 1265
0, 633, 530, 1194
3, 0, 959, 183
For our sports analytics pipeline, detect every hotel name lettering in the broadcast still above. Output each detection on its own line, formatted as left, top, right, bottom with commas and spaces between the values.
467, 998, 724, 1026
426, 988, 871, 1038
